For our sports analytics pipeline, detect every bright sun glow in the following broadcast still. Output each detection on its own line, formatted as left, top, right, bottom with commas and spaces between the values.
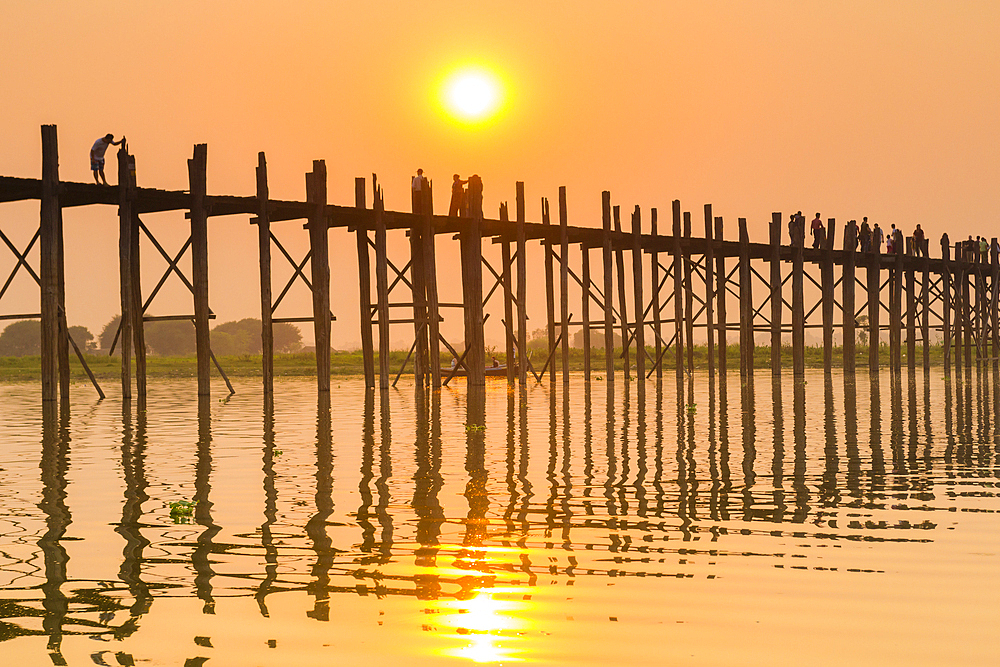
442, 67, 504, 123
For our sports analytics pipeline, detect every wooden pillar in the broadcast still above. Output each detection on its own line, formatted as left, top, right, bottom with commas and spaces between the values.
307, 160, 331, 394
256, 153, 274, 402
40, 125, 60, 403
738, 218, 753, 379
672, 201, 684, 381
422, 187, 441, 389
703, 205, 715, 379
374, 184, 390, 390
683, 212, 695, 376
921, 238, 930, 372
581, 242, 592, 381
615, 206, 631, 380
559, 187, 570, 384
355, 178, 376, 389
602, 192, 614, 383
867, 244, 880, 373
821, 218, 836, 372
991, 238, 999, 372
116, 135, 133, 401
843, 220, 857, 375
793, 217, 806, 377
188, 144, 211, 397
57, 207, 70, 402
962, 244, 972, 372
543, 197, 555, 383
410, 194, 428, 387
889, 231, 903, 372
906, 238, 916, 372
942, 235, 952, 376
501, 203, 515, 385
462, 176, 485, 386
715, 217, 727, 375
126, 158, 145, 402
631, 205, 645, 384
516, 183, 528, 386
769, 212, 782, 374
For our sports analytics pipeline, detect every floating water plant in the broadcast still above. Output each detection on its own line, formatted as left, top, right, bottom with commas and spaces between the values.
687, 403, 697, 414
168, 500, 198, 523
465, 424, 486, 432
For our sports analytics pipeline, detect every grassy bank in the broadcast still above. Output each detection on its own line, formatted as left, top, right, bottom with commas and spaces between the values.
0, 344, 963, 382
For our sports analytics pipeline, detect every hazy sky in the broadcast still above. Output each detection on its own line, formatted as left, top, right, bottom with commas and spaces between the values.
1, 1, 998, 349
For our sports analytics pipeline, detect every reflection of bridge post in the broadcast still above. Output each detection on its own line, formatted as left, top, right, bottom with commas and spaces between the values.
414, 390, 443, 578
791, 378, 810, 523
844, 376, 861, 504
770, 377, 786, 523
117, 400, 152, 628
38, 404, 70, 662
820, 375, 840, 508
306, 393, 335, 620
193, 397, 218, 614
464, 386, 488, 548
740, 379, 756, 522
255, 403, 278, 616
868, 374, 886, 490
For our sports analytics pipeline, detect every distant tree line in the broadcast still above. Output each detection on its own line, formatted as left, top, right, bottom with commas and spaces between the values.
0, 317, 302, 357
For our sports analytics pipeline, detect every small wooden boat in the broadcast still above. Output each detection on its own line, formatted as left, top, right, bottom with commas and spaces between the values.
443, 364, 511, 378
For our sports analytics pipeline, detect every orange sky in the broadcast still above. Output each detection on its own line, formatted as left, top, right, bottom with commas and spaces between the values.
1, 1, 998, 349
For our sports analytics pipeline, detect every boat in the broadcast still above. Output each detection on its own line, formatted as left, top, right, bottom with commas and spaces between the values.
443, 363, 512, 378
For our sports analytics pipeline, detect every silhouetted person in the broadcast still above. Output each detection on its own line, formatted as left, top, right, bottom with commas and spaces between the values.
887, 224, 897, 254
811, 213, 824, 249
872, 223, 884, 253
411, 168, 429, 214
912, 224, 925, 257
448, 174, 468, 217
859, 217, 871, 251
90, 133, 124, 185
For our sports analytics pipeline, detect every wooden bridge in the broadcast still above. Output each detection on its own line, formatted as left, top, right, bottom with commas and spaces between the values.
2, 126, 996, 406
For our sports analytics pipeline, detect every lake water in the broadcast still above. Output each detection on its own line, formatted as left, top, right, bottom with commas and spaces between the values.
0, 369, 997, 666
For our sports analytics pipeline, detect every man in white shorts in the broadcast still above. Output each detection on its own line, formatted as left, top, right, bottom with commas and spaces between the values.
90, 133, 124, 185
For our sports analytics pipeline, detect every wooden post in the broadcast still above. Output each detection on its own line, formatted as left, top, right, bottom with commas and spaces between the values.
462, 175, 485, 386
683, 212, 695, 376
307, 160, 331, 394
356, 178, 376, 389
116, 135, 133, 401
422, 186, 441, 389
256, 153, 274, 402
793, 216, 806, 377
702, 205, 715, 379
867, 242, 880, 373
559, 187, 570, 384
921, 237, 930, 372
942, 235, 951, 376
40, 125, 60, 403
889, 231, 903, 372
581, 242, 592, 381
516, 183, 528, 386
410, 194, 428, 387
715, 217, 726, 375
769, 212, 782, 373
126, 159, 145, 403
989, 241, 1000, 374
602, 192, 614, 383
963, 245, 972, 372
843, 219, 857, 375
188, 144, 211, 397
631, 205, 645, 384
738, 218, 753, 379
374, 183, 390, 390
821, 218, 836, 372
615, 206, 631, 380
672, 201, 684, 381
906, 238, 916, 372
501, 203, 515, 385
57, 206, 70, 402
543, 197, 555, 383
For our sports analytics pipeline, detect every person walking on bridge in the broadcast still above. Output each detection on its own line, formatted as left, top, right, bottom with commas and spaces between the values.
90, 133, 124, 185
811, 213, 825, 249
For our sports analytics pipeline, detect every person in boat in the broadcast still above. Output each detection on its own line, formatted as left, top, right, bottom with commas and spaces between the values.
449, 357, 457, 370
491, 356, 499, 367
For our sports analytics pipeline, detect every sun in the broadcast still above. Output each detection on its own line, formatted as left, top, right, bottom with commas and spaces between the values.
441, 67, 504, 123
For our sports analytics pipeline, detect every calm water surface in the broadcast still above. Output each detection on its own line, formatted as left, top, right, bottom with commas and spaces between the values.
0, 370, 997, 666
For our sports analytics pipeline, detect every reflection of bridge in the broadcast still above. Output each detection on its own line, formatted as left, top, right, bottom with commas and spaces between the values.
2, 125, 998, 406
3, 370, 996, 660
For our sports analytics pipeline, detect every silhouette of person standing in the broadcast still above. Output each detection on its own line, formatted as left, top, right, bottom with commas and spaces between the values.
411, 168, 429, 214
90, 133, 124, 185
811, 213, 825, 249
448, 174, 468, 217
